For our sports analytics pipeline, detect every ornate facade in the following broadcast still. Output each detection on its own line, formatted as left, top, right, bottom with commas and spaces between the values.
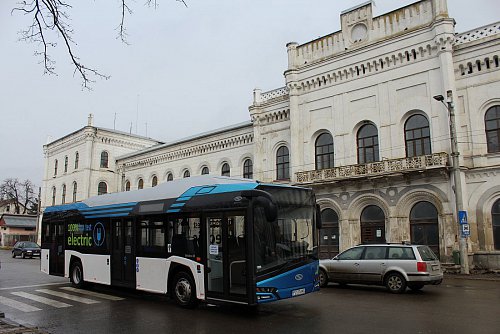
41, 0, 500, 269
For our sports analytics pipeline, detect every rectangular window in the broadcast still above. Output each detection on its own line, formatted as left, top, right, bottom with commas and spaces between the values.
167, 216, 201, 259
139, 218, 166, 255
388, 247, 416, 260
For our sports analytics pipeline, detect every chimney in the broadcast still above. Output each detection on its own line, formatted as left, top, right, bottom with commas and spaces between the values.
88, 113, 94, 127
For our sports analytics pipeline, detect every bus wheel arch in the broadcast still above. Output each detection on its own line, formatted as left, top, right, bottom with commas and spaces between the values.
168, 264, 198, 308
69, 256, 85, 288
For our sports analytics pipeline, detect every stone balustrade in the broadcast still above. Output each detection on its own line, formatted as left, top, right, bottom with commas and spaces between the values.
295, 152, 449, 184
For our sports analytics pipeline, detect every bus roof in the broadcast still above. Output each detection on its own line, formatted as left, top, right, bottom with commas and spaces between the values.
45, 176, 261, 214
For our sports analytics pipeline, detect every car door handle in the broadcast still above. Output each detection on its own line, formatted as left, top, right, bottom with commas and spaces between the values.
354, 263, 360, 266
381, 263, 386, 266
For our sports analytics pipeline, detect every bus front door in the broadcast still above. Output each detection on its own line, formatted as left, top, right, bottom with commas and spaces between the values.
205, 213, 248, 304
111, 219, 136, 288
49, 221, 65, 276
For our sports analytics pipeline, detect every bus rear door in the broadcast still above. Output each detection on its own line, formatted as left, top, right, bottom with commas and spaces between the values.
111, 218, 136, 287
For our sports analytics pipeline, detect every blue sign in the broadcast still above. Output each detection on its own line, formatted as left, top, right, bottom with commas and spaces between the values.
458, 211, 468, 225
461, 224, 470, 237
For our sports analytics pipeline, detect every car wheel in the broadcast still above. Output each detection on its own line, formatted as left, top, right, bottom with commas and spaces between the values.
70, 261, 85, 288
385, 272, 407, 294
12, 252, 16, 258
22, 253, 26, 259
172, 271, 198, 308
409, 283, 424, 291
319, 269, 328, 288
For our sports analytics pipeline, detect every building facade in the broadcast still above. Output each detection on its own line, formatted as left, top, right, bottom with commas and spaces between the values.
0, 214, 37, 247
41, 0, 500, 269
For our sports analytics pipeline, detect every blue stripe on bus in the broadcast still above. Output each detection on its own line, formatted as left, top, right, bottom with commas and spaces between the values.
80, 208, 134, 215
170, 203, 186, 208
44, 202, 89, 213
179, 183, 258, 199
83, 213, 130, 218
176, 196, 192, 202
167, 209, 182, 213
79, 202, 137, 212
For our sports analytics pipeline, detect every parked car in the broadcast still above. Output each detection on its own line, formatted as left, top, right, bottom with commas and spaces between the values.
12, 241, 41, 259
319, 243, 443, 293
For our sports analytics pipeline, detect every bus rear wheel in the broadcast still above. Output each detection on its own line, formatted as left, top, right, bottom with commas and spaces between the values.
172, 271, 198, 308
70, 261, 85, 288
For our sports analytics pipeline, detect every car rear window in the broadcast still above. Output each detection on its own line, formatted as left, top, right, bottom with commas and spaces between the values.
417, 246, 438, 261
388, 247, 415, 260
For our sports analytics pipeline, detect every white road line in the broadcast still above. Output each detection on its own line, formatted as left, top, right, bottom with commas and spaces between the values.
36, 289, 100, 304
11, 292, 72, 308
0, 296, 42, 312
60, 287, 124, 301
0, 282, 67, 291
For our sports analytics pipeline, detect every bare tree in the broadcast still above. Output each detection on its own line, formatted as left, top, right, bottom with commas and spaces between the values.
0, 178, 38, 215
12, 0, 187, 89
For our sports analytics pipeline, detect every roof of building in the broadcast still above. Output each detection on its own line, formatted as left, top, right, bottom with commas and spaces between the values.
0, 214, 37, 228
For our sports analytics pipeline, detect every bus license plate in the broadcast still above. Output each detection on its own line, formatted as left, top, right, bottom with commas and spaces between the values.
292, 288, 305, 297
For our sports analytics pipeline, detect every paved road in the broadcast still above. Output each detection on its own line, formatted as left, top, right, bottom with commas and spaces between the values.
1, 249, 499, 334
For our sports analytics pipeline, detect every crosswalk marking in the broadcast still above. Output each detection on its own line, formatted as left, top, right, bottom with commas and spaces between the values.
36, 289, 100, 304
60, 287, 124, 301
11, 292, 72, 308
0, 296, 42, 312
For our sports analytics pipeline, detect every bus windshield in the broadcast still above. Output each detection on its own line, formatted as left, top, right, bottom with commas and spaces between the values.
254, 187, 317, 274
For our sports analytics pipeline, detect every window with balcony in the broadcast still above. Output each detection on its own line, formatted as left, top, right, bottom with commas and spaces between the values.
221, 163, 230, 177
276, 146, 290, 180
243, 159, 253, 179
405, 114, 431, 157
98, 182, 108, 195
410, 201, 439, 257
360, 205, 386, 244
100, 151, 109, 168
485, 106, 500, 153
315, 133, 334, 170
357, 124, 379, 164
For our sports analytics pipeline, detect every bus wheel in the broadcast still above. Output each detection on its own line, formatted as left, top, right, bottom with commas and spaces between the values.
70, 261, 85, 288
172, 271, 198, 308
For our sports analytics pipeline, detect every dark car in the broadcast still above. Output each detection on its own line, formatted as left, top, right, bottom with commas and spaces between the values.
12, 241, 41, 258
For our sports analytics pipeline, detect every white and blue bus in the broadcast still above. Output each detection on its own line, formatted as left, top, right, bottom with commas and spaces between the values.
41, 176, 321, 307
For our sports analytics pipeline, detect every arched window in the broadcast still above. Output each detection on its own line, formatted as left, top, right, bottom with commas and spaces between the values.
125, 181, 131, 191
405, 114, 431, 157
320, 209, 339, 259
201, 166, 209, 175
152, 175, 158, 187
64, 156, 68, 173
315, 133, 334, 170
221, 163, 230, 177
51, 187, 56, 206
360, 205, 386, 244
410, 201, 439, 257
61, 184, 66, 204
243, 159, 253, 179
100, 151, 109, 168
183, 170, 190, 178
74, 152, 79, 169
357, 124, 379, 164
492, 199, 500, 250
72, 182, 77, 202
276, 146, 290, 180
138, 178, 144, 189
98, 182, 107, 195
54, 159, 58, 176
485, 106, 500, 153
167, 173, 173, 182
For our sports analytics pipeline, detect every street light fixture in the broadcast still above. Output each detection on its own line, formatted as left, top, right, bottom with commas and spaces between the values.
433, 91, 470, 274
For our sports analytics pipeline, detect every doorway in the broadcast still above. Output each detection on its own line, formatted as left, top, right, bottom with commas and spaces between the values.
111, 219, 136, 287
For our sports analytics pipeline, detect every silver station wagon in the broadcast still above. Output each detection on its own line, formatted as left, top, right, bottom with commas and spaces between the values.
319, 243, 443, 293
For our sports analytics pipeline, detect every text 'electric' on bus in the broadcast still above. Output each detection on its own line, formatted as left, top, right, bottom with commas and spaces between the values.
41, 176, 321, 308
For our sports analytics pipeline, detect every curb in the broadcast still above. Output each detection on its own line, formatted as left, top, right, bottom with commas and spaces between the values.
0, 316, 50, 334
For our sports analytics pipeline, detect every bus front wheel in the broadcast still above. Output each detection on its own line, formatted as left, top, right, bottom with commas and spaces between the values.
70, 261, 85, 288
172, 271, 198, 308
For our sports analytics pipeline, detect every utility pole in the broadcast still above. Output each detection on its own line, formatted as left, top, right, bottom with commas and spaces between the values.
434, 90, 470, 274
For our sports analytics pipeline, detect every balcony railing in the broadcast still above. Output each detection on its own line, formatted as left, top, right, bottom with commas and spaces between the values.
295, 152, 449, 184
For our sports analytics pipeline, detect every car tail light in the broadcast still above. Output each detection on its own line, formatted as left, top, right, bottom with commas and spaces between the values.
417, 262, 427, 272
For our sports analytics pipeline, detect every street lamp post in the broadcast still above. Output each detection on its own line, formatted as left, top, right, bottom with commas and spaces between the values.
433, 90, 470, 274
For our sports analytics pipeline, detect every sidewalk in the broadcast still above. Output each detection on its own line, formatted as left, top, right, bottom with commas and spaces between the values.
444, 270, 500, 281
0, 315, 49, 334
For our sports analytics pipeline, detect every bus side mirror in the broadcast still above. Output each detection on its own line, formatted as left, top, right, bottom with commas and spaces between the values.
241, 190, 278, 222
316, 204, 322, 229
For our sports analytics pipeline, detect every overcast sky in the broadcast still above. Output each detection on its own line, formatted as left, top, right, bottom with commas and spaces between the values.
0, 0, 498, 186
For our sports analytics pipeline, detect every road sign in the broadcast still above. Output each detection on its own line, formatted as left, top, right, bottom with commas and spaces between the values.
461, 223, 470, 237
458, 211, 468, 225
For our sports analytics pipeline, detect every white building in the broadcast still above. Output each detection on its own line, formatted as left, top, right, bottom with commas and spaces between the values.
41, 0, 500, 269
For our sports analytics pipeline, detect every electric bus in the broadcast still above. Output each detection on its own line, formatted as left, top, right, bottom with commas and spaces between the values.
40, 176, 321, 307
